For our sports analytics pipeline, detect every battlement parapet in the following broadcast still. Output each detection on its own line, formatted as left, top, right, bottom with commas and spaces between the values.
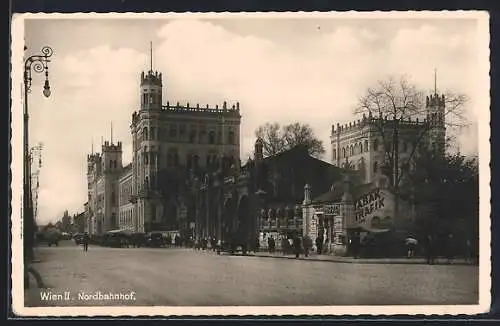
160, 100, 241, 117
87, 153, 101, 161
332, 114, 429, 135
426, 93, 445, 108
102, 140, 123, 151
140, 70, 162, 87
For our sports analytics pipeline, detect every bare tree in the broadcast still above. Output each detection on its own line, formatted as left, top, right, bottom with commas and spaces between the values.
255, 123, 285, 157
354, 75, 469, 222
255, 122, 325, 158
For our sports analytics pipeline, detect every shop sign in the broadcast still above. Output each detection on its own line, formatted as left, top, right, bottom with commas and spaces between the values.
355, 188, 385, 221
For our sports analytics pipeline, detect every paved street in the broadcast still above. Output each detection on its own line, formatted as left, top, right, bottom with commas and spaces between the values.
25, 240, 479, 307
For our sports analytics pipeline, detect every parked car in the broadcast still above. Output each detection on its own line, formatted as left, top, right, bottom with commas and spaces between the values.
146, 232, 165, 247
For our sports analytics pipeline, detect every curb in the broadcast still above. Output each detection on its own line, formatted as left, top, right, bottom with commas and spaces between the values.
247, 253, 473, 265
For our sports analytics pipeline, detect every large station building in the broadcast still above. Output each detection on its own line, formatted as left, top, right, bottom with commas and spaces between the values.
85, 64, 241, 236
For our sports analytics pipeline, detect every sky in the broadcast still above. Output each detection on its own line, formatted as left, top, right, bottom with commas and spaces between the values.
17, 13, 487, 225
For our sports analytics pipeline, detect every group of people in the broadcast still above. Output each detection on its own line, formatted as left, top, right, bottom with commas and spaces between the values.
265, 234, 314, 258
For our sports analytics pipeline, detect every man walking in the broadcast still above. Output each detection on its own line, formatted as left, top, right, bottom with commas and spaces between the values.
83, 232, 89, 252
293, 234, 302, 259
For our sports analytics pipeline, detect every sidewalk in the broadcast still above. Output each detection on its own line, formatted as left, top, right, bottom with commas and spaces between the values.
210, 249, 473, 265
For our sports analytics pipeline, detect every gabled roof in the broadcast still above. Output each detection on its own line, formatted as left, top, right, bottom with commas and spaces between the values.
311, 182, 376, 204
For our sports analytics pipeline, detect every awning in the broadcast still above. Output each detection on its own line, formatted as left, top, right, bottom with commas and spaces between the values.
346, 224, 391, 233
107, 229, 133, 235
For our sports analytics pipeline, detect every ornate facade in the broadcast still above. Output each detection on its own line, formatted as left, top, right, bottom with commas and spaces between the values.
85, 65, 241, 235
331, 92, 446, 184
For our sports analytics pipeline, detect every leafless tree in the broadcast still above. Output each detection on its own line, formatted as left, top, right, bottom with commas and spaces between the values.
255, 122, 325, 158
355, 75, 469, 222
355, 75, 469, 189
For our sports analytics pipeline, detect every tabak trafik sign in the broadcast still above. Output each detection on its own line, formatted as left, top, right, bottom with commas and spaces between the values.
354, 187, 386, 222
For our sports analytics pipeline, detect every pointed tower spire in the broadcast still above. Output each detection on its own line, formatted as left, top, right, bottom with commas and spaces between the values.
150, 41, 153, 73
434, 68, 437, 95
111, 121, 113, 144
91, 138, 94, 155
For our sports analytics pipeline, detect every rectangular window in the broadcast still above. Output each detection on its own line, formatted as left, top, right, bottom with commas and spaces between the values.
228, 131, 235, 144
170, 125, 177, 138
151, 127, 156, 140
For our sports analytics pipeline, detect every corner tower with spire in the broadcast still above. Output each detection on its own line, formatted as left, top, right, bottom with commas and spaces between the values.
140, 41, 163, 111
426, 69, 446, 154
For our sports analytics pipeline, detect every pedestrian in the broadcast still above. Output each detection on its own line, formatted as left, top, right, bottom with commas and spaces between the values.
425, 234, 435, 265
351, 232, 360, 259
316, 235, 323, 255
465, 238, 473, 264
406, 236, 417, 258
303, 235, 312, 257
446, 233, 454, 264
293, 235, 302, 259
83, 232, 89, 252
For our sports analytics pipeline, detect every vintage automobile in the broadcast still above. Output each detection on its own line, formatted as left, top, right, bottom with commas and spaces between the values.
146, 232, 165, 248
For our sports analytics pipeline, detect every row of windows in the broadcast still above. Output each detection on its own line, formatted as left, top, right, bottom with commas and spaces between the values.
141, 93, 161, 106
137, 150, 231, 168
103, 159, 119, 170
333, 139, 411, 160
119, 182, 133, 205
119, 210, 134, 227
140, 126, 236, 145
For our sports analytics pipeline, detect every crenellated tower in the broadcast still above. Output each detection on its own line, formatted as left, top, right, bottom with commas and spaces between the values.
140, 42, 163, 111
425, 93, 446, 154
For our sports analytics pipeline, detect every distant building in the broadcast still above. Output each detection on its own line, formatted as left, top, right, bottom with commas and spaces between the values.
118, 164, 134, 231
330, 92, 446, 184
86, 140, 123, 235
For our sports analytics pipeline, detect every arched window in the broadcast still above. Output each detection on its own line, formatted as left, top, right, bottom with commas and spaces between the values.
350, 145, 354, 156
373, 161, 378, 173
208, 131, 215, 144
186, 154, 193, 169
333, 149, 337, 160
142, 127, 149, 141
342, 147, 346, 158
144, 152, 149, 165
373, 139, 379, 151
150, 127, 156, 140
371, 216, 381, 228
359, 143, 363, 153
174, 153, 179, 166
228, 131, 235, 144
364, 140, 369, 152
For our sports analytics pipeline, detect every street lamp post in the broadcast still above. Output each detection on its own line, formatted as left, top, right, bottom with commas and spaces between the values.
23, 46, 53, 266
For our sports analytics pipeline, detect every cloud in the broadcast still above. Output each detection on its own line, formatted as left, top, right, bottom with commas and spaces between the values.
26, 18, 483, 224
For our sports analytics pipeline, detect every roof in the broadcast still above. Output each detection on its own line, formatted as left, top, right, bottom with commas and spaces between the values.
311, 182, 376, 204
